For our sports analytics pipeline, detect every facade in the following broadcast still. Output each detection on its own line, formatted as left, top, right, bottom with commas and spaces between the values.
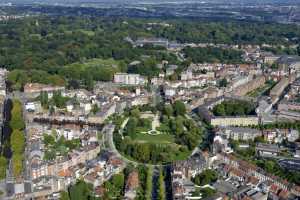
134, 37, 169, 48
278, 101, 300, 111
264, 55, 280, 65
233, 76, 266, 96
217, 127, 261, 141
114, 73, 146, 85
211, 116, 259, 127
24, 83, 65, 94
256, 143, 280, 158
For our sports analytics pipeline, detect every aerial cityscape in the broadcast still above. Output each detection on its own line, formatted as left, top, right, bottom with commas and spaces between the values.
0, 0, 300, 200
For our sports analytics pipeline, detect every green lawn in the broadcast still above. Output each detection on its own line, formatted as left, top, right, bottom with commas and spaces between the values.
64, 29, 95, 36
135, 133, 175, 144
66, 58, 120, 69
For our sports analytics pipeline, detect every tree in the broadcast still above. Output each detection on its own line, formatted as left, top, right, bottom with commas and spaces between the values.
164, 104, 173, 117
158, 168, 166, 200
254, 136, 266, 143
10, 129, 25, 154
52, 91, 68, 108
125, 117, 138, 138
103, 173, 125, 199
12, 154, 23, 177
200, 188, 216, 198
145, 166, 153, 200
111, 173, 125, 191
192, 170, 218, 186
219, 78, 228, 87
43, 134, 55, 146
69, 180, 95, 200
7, 70, 28, 91
130, 108, 140, 118
10, 100, 25, 130
44, 150, 56, 161
40, 91, 49, 108
174, 100, 186, 116
213, 104, 225, 116
91, 104, 100, 114
60, 191, 70, 200
0, 156, 7, 179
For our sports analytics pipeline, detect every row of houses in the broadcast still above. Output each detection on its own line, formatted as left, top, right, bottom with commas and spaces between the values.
216, 153, 300, 198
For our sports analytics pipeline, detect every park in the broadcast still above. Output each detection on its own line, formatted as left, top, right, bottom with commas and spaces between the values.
112, 101, 203, 164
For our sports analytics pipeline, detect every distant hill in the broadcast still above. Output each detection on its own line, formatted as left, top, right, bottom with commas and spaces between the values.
5, 0, 300, 5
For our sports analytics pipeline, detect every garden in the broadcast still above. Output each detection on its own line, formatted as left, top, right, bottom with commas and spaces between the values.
113, 101, 203, 164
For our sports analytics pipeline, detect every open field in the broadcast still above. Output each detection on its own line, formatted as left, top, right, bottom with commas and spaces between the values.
135, 132, 175, 144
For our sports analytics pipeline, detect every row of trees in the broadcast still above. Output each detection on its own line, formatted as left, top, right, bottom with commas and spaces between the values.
183, 47, 244, 64
150, 20, 300, 45
158, 169, 166, 200
0, 156, 7, 179
145, 166, 153, 200
10, 100, 25, 177
7, 69, 65, 91
212, 100, 256, 116
123, 116, 152, 139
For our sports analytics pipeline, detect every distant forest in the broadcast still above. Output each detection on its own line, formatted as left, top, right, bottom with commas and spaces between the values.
1, 16, 300, 90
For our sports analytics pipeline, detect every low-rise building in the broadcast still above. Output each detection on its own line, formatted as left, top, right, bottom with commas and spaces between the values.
24, 83, 65, 94
256, 143, 280, 158
233, 76, 266, 96
124, 171, 139, 200
211, 116, 259, 127
217, 127, 261, 141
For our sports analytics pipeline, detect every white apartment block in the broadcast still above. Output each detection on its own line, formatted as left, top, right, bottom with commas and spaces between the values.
114, 73, 146, 85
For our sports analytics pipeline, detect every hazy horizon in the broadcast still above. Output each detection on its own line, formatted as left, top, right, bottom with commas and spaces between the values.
4, 0, 300, 4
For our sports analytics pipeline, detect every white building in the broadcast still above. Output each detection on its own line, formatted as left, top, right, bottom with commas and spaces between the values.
164, 87, 176, 97
114, 73, 146, 85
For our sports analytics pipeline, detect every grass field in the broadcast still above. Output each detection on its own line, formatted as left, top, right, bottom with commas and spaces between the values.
66, 58, 120, 69
135, 132, 175, 144
64, 29, 95, 36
